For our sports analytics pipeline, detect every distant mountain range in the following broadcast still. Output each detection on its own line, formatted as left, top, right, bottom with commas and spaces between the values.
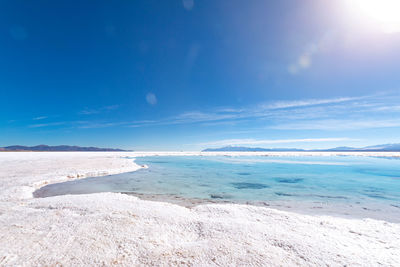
202, 144, 400, 152
0, 145, 128, 152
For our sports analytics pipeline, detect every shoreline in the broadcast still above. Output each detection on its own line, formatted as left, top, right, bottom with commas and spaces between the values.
0, 152, 144, 201
1, 152, 399, 265
31, 151, 400, 223
108, 192, 400, 223
33, 186, 400, 223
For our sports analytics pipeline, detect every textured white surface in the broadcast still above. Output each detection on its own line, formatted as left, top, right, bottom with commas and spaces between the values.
0, 152, 399, 266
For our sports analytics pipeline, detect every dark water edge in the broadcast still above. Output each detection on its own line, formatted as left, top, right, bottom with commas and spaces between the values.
119, 192, 400, 223
33, 185, 400, 223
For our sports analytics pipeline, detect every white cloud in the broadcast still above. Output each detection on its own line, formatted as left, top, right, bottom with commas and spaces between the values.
33, 93, 400, 133
79, 105, 120, 115
146, 93, 157, 105
29, 122, 66, 128
78, 122, 126, 129
373, 105, 400, 111
126, 93, 398, 129
33, 116, 48, 121
262, 97, 359, 110
271, 119, 400, 131
199, 138, 354, 147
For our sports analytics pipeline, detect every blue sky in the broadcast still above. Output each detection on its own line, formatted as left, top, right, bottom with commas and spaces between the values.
1, 0, 400, 150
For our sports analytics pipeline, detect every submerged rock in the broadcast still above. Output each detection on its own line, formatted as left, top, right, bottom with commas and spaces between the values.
231, 182, 269, 189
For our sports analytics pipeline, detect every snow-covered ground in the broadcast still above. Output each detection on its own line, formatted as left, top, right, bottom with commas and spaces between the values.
0, 152, 399, 266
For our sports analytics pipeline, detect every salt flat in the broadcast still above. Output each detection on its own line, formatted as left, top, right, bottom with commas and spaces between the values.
0, 152, 399, 266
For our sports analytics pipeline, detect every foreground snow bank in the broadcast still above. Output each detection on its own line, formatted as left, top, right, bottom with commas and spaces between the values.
0, 152, 399, 266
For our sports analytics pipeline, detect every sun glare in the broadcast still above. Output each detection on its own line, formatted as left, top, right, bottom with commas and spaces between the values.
353, 0, 400, 33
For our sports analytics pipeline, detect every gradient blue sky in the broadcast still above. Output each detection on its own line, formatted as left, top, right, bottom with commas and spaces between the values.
1, 0, 400, 150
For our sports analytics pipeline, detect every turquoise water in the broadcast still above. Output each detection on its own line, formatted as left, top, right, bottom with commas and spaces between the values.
34, 155, 400, 219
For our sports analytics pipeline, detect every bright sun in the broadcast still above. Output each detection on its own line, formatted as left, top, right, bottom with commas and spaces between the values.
353, 0, 400, 33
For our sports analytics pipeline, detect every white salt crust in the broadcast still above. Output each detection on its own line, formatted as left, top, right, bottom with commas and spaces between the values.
0, 152, 399, 266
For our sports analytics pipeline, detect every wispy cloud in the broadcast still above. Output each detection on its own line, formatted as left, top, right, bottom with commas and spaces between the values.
77, 121, 127, 129
261, 97, 360, 110
79, 105, 120, 115
127, 94, 379, 128
33, 116, 48, 120
127, 111, 240, 128
29, 122, 66, 128
271, 119, 400, 131
199, 138, 355, 147
373, 105, 400, 112
25, 93, 400, 133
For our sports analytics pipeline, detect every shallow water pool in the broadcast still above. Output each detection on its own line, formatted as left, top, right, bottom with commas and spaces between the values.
34, 155, 400, 221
